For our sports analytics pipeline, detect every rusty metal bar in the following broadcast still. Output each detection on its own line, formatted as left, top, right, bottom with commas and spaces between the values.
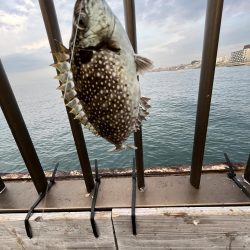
38, 0, 94, 193
244, 154, 250, 183
0, 176, 5, 194
190, 0, 224, 189
90, 160, 100, 238
131, 158, 137, 235
123, 0, 145, 190
0, 60, 47, 194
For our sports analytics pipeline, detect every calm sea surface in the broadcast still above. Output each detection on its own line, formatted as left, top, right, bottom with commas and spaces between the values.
0, 66, 249, 172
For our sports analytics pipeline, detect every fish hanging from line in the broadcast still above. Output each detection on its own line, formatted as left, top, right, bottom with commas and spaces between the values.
51, 0, 152, 150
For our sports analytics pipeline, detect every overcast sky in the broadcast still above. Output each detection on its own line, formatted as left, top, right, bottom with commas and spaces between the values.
0, 0, 249, 75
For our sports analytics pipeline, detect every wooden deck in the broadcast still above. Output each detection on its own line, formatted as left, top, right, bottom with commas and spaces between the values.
1, 173, 250, 249
1, 207, 250, 249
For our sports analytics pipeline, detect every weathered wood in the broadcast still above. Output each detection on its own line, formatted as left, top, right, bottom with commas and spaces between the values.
2, 207, 250, 249
113, 207, 250, 249
0, 212, 116, 249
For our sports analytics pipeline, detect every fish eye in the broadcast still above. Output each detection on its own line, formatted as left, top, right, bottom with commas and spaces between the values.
75, 13, 87, 30
78, 19, 85, 26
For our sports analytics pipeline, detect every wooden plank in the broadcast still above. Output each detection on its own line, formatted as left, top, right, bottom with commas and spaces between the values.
0, 212, 116, 249
1, 174, 250, 212
112, 207, 250, 249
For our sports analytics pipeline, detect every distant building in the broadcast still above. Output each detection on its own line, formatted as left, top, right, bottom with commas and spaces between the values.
243, 48, 250, 61
230, 44, 250, 63
243, 44, 250, 49
230, 50, 244, 63
216, 56, 229, 63
191, 60, 200, 65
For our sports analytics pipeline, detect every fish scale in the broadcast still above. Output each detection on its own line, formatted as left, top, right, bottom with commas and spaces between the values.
73, 50, 133, 139
52, 0, 152, 150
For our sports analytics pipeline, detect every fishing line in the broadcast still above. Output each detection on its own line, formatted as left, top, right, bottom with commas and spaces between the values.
95, 146, 132, 172
37, 1, 128, 243
63, 0, 83, 99
36, 2, 84, 242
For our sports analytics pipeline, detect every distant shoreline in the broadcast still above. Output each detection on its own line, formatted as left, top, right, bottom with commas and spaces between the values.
1, 162, 245, 180
151, 61, 250, 72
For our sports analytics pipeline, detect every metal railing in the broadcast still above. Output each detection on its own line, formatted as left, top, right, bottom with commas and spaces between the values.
0, 60, 47, 194
123, 0, 145, 190
1, 0, 246, 196
190, 0, 224, 188
38, 0, 95, 194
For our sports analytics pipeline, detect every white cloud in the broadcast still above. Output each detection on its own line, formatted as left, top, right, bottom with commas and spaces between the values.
15, 0, 35, 13
20, 39, 49, 52
1, 0, 250, 71
0, 10, 28, 31
0, 0, 36, 20
0, 1, 43, 57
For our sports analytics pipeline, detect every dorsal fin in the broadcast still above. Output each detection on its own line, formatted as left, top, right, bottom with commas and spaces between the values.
135, 55, 153, 74
132, 96, 151, 130
54, 39, 70, 54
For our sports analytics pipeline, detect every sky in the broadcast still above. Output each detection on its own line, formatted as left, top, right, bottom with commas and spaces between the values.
0, 0, 250, 76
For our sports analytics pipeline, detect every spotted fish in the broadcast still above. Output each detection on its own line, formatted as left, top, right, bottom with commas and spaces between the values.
52, 0, 152, 150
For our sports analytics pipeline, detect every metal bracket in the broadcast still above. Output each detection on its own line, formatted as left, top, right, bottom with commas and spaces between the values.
243, 154, 250, 183
25, 163, 59, 238
0, 177, 6, 194
224, 153, 250, 199
131, 158, 137, 235
90, 159, 101, 238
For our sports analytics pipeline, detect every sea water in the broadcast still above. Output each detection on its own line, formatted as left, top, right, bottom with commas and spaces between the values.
0, 66, 249, 172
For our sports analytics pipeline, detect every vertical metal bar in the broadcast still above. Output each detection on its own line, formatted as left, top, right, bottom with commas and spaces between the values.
123, 0, 145, 190
244, 154, 250, 183
0, 60, 47, 194
0, 176, 5, 193
131, 158, 137, 235
38, 0, 94, 193
190, 0, 224, 189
